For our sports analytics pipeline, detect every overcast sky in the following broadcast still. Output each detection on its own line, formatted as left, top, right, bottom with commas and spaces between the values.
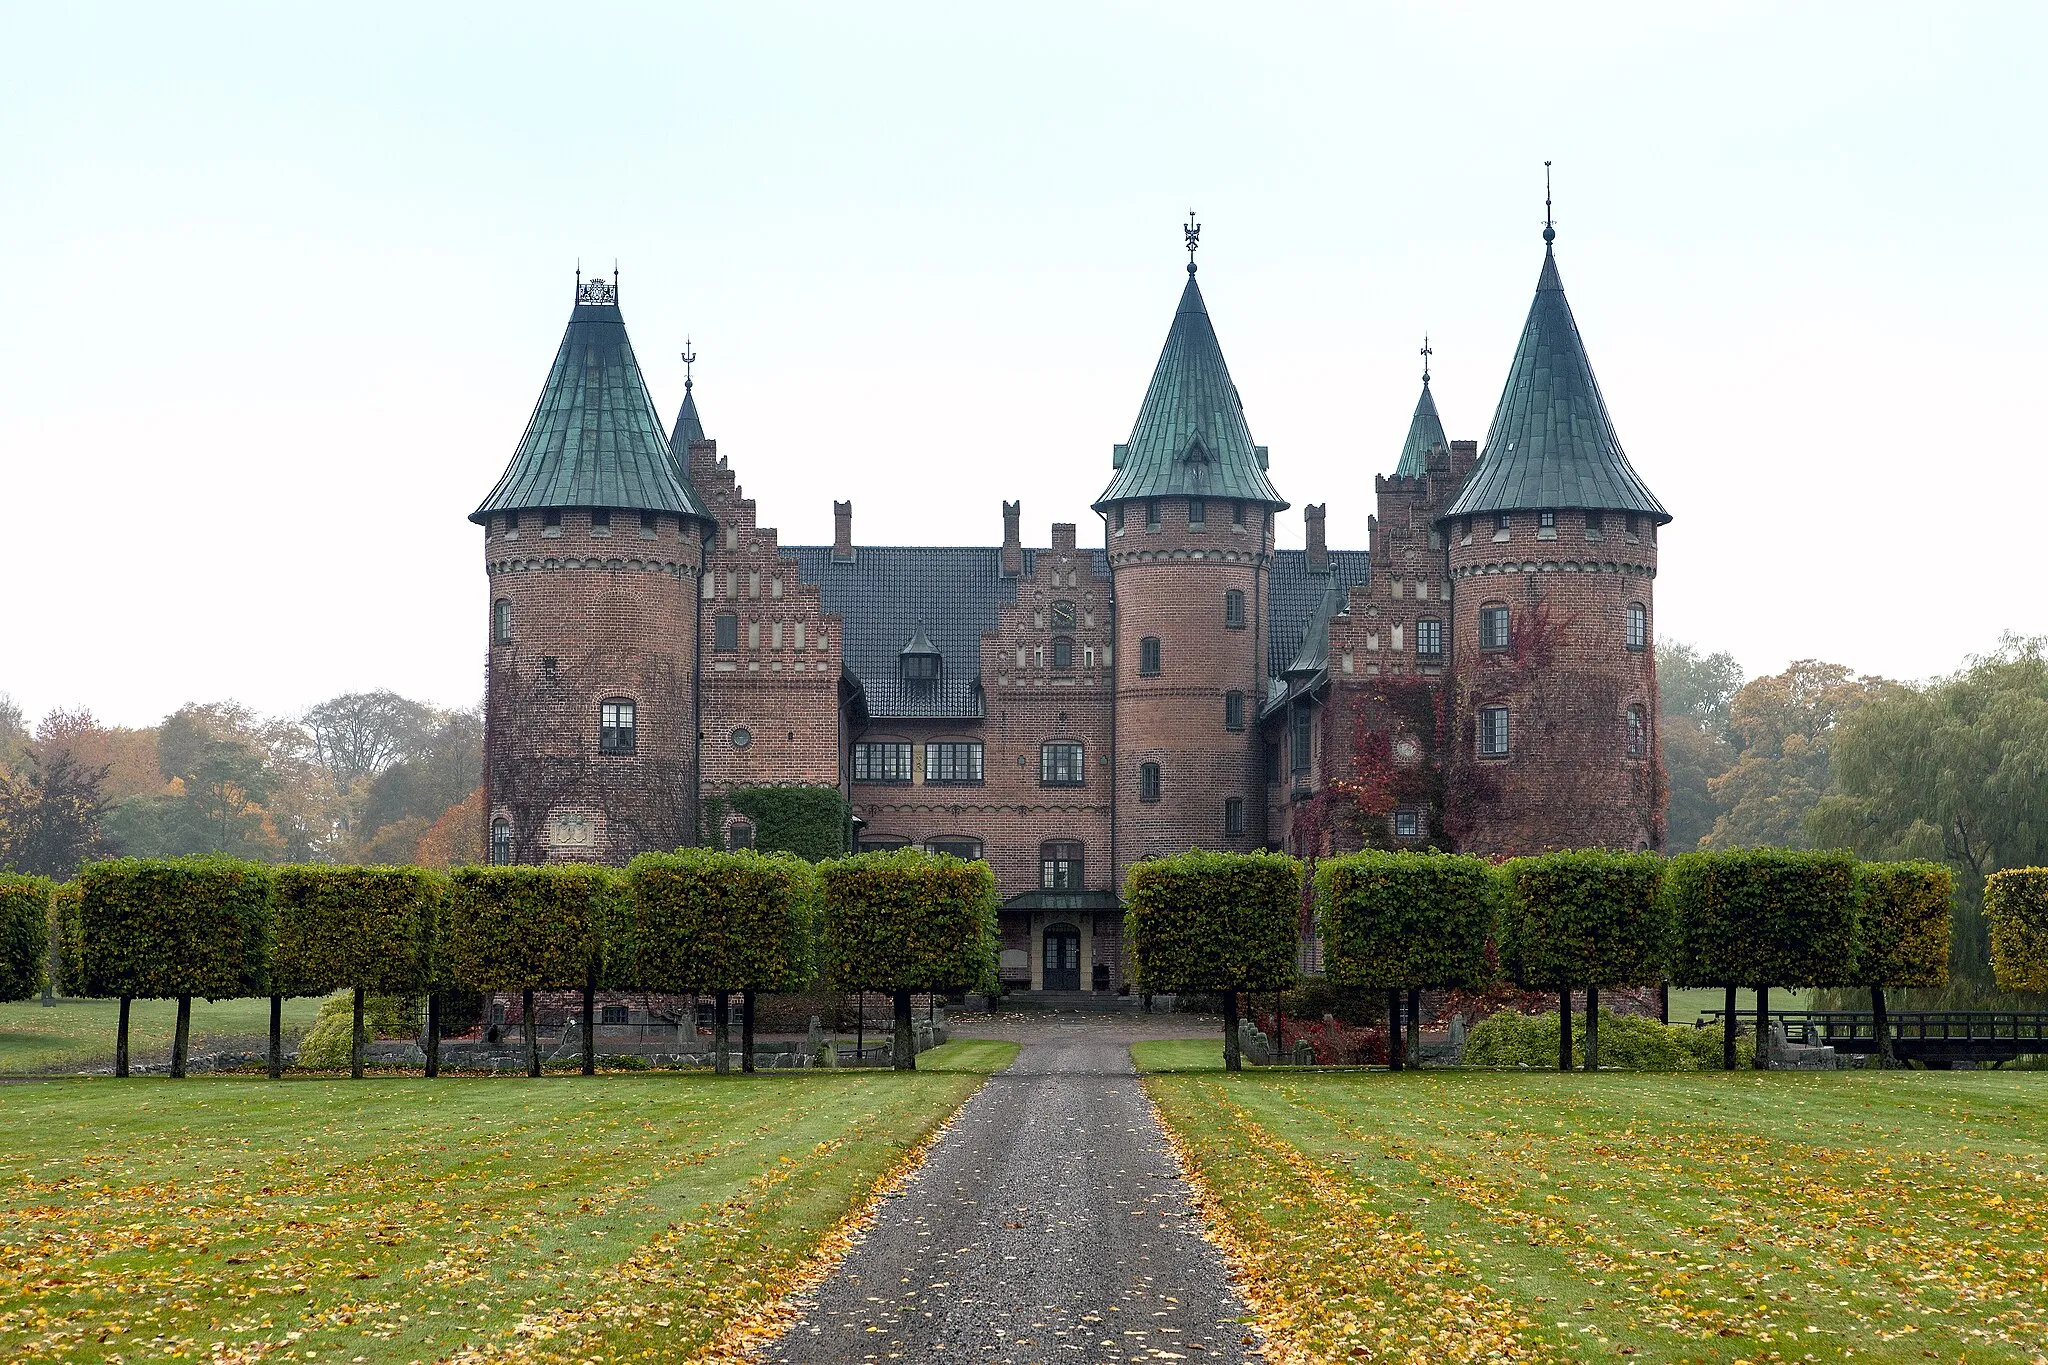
3, 3, 2042, 728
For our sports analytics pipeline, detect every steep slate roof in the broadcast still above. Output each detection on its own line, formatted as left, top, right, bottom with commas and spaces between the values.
1093, 269, 1286, 512
1441, 246, 1669, 524
472, 285, 709, 525
1393, 379, 1449, 478
1266, 549, 1371, 683
1284, 569, 1354, 678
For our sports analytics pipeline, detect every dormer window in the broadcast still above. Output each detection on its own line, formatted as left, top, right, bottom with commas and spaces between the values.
900, 625, 942, 684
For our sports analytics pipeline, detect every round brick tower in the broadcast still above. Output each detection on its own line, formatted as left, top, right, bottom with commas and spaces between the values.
1096, 225, 1287, 884
1439, 219, 1670, 854
472, 274, 714, 864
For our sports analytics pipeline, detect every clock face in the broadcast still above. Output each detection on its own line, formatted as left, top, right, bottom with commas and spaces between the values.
1393, 737, 1421, 763
1050, 601, 1077, 629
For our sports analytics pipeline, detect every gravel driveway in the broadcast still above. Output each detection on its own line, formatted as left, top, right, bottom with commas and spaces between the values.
756, 1014, 1254, 1364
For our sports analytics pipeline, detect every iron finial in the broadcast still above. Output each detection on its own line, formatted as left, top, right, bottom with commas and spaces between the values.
682, 336, 696, 392
1184, 209, 1201, 275
1421, 333, 1433, 386
1543, 160, 1556, 247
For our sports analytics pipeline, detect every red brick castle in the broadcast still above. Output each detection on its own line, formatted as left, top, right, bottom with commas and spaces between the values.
472, 211, 1669, 995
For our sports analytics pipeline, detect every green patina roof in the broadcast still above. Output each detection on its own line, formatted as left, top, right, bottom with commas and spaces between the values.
1093, 269, 1286, 512
1441, 246, 1669, 524
669, 379, 705, 451
472, 285, 708, 525
1393, 378, 1448, 478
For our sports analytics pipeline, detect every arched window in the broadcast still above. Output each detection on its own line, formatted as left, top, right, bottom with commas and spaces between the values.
1139, 637, 1162, 676
1479, 604, 1511, 652
1626, 602, 1648, 652
599, 699, 637, 755
1041, 741, 1085, 785
492, 599, 511, 645
489, 818, 512, 865
1627, 704, 1647, 757
1041, 841, 1083, 889
1051, 636, 1074, 670
1139, 762, 1162, 802
1224, 589, 1246, 629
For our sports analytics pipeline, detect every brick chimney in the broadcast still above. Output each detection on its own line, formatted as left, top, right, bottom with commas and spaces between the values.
832, 500, 854, 563
1001, 500, 1022, 576
1305, 503, 1328, 572
1050, 522, 1076, 552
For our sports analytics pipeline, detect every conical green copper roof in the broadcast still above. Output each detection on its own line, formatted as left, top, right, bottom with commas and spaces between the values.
472, 282, 708, 525
670, 380, 705, 450
1441, 247, 1669, 524
1093, 269, 1286, 512
1393, 378, 1448, 478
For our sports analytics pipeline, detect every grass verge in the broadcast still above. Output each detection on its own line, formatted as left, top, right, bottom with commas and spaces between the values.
1145, 1068, 2048, 1363
0, 1061, 1008, 1362
0, 996, 326, 1074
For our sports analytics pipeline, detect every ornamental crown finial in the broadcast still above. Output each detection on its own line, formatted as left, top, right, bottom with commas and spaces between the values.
1183, 209, 1201, 274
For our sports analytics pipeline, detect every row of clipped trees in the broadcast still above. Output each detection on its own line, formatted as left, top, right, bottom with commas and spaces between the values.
0, 846, 997, 1078
1125, 847, 2048, 1073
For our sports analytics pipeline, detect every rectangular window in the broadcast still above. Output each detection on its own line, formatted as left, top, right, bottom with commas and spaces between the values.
502, 514, 519, 539
1139, 762, 1162, 802
591, 509, 611, 534
1225, 691, 1245, 731
1539, 511, 1555, 529
600, 1004, 628, 1025
1480, 605, 1511, 651
1041, 841, 1083, 890
543, 510, 563, 537
1139, 637, 1161, 676
639, 511, 658, 539
492, 599, 511, 645
852, 742, 914, 782
1416, 618, 1443, 659
1479, 705, 1510, 757
924, 741, 984, 784
1627, 603, 1648, 651
600, 700, 637, 755
857, 837, 909, 853
1586, 510, 1605, 535
1625, 513, 1640, 537
1231, 501, 1245, 529
1290, 704, 1312, 774
1115, 505, 1126, 532
1145, 501, 1160, 531
1041, 742, 1085, 785
1224, 797, 1244, 837
1224, 588, 1246, 629
714, 613, 738, 651
927, 837, 983, 859
1394, 809, 1420, 838
1188, 498, 1206, 527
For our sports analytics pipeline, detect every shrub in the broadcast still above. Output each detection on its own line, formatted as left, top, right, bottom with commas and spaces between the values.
1854, 861, 1952, 987
1985, 868, 2048, 994
1666, 848, 1859, 988
622, 848, 816, 992
1499, 851, 1669, 988
728, 785, 848, 861
272, 865, 442, 997
0, 873, 52, 1002
817, 848, 998, 993
1126, 850, 1302, 995
1315, 851, 1496, 991
76, 856, 271, 1001
1463, 1008, 1752, 1070
294, 990, 419, 1069
443, 865, 614, 992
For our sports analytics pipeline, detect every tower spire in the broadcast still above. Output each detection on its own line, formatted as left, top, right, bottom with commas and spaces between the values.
1184, 209, 1200, 275
681, 336, 696, 393
1543, 160, 1556, 249
1420, 333, 1432, 386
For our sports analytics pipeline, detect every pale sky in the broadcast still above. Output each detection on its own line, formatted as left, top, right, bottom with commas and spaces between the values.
3, 3, 2042, 728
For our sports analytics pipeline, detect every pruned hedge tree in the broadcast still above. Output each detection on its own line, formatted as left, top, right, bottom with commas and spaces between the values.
624, 848, 818, 1074
1853, 861, 1952, 1064
818, 848, 998, 1071
1127, 850, 1302, 1072
0, 873, 53, 1004
1985, 868, 2048, 994
76, 857, 271, 1077
445, 865, 614, 1077
1668, 848, 1858, 1071
1316, 851, 1496, 1070
1500, 851, 1669, 1073
47, 882, 82, 1001
273, 865, 443, 1079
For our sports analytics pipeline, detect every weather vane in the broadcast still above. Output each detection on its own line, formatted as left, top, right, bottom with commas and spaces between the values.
1184, 209, 1201, 274
1421, 333, 1432, 385
681, 337, 697, 392
1543, 160, 1556, 246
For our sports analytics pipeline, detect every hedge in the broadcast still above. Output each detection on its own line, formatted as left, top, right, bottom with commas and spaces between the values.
0, 874, 52, 1002
1985, 868, 2048, 994
1499, 851, 1669, 989
728, 785, 848, 861
1853, 861, 1952, 987
47, 883, 81, 998
1666, 849, 1859, 989
272, 865, 442, 997
622, 849, 816, 992
76, 856, 271, 1001
1315, 851, 1495, 991
1464, 1009, 1752, 1071
443, 865, 613, 992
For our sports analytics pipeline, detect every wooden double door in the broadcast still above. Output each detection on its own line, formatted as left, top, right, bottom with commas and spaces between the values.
1043, 924, 1081, 991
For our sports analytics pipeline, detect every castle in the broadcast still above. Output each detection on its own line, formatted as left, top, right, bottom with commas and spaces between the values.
471, 212, 1669, 995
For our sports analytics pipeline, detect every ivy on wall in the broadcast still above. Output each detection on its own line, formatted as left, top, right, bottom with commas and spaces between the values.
705, 785, 848, 862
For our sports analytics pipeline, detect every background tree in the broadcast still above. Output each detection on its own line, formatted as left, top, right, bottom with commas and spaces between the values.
1704, 661, 1897, 850
1126, 850, 1301, 1072
1499, 852, 1670, 1071
414, 788, 486, 868
352, 708, 482, 858
1808, 636, 2048, 992
303, 689, 439, 785
0, 749, 111, 878
0, 694, 28, 777
1658, 642, 1743, 851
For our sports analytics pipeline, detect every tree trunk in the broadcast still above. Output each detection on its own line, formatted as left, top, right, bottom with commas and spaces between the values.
116, 996, 131, 1078
1407, 987, 1422, 1067
1723, 984, 1738, 1070
268, 995, 282, 1080
1558, 987, 1573, 1072
41, 979, 53, 1008
581, 972, 596, 1077
1276, 991, 1285, 1064
1222, 989, 1242, 1072
351, 987, 366, 1080
1872, 984, 1893, 1067
1658, 981, 1670, 1025
523, 987, 539, 1077
742, 989, 756, 1074
1754, 984, 1770, 1070
1385, 988, 1402, 1071
892, 988, 915, 1071
172, 995, 191, 1078
715, 989, 731, 1075
855, 992, 864, 1060
1584, 985, 1600, 1072
425, 993, 440, 1078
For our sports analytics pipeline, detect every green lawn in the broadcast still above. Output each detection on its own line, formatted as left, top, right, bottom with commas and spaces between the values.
0, 996, 325, 1074
0, 1045, 1016, 1363
1132, 1038, 1231, 1072
1145, 1068, 2048, 1364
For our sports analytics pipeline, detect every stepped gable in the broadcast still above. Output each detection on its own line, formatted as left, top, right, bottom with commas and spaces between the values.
1093, 269, 1286, 511
1441, 242, 1668, 523
472, 276, 709, 523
